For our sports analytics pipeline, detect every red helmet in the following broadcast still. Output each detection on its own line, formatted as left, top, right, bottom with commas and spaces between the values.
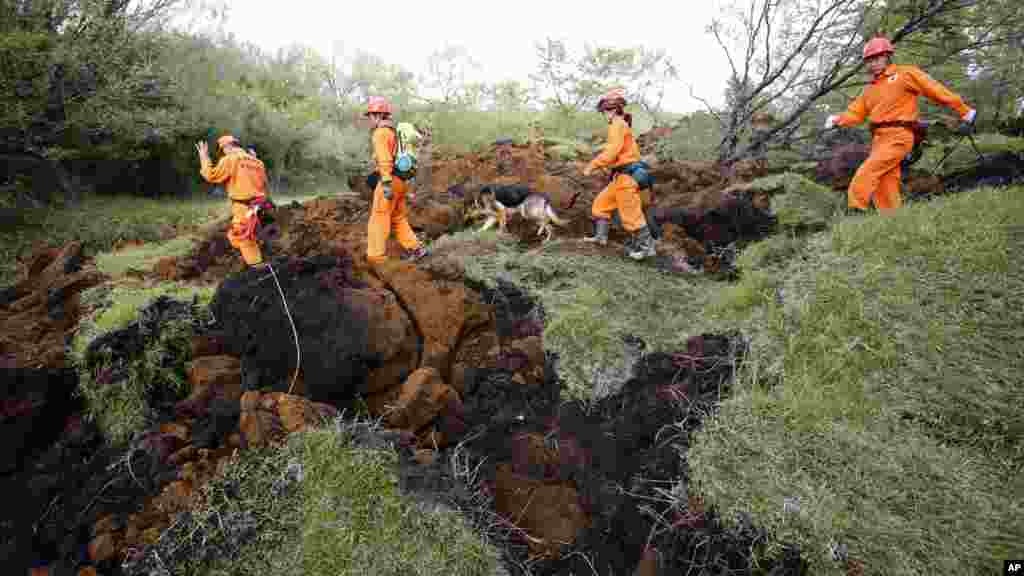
596, 87, 627, 111
364, 96, 393, 117
863, 37, 894, 60
216, 134, 239, 150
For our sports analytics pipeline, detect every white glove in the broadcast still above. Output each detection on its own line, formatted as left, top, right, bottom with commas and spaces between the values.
961, 109, 976, 124
824, 115, 839, 130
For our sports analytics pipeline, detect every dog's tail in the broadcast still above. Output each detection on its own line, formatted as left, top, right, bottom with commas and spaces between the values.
546, 205, 571, 227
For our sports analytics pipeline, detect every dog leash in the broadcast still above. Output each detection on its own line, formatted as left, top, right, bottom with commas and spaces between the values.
263, 261, 302, 395
928, 119, 986, 176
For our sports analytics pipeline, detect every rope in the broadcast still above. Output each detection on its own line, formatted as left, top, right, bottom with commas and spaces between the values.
265, 262, 302, 395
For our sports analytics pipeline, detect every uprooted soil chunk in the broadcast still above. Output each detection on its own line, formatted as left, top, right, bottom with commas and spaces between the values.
652, 194, 777, 253
83, 294, 203, 372
0, 367, 79, 476
394, 327, 803, 574
0, 414, 171, 575
209, 253, 419, 409
943, 150, 1024, 193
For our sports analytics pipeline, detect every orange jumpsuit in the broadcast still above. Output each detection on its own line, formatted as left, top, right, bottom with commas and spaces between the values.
836, 64, 971, 212
200, 149, 269, 265
588, 116, 646, 231
366, 123, 422, 265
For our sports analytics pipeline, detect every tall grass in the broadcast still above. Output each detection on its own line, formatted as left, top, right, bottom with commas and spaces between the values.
689, 185, 1024, 575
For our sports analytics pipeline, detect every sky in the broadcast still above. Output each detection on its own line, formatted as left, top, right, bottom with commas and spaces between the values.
197, 0, 734, 114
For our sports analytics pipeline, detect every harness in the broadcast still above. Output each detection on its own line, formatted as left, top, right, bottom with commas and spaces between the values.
231, 196, 276, 241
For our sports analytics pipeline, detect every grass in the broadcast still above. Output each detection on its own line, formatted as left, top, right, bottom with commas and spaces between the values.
143, 420, 502, 576
688, 185, 1024, 575
438, 232, 724, 401
756, 173, 846, 232
94, 234, 200, 277
71, 282, 217, 444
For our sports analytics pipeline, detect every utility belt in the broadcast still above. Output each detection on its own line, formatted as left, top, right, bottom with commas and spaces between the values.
609, 161, 654, 190
869, 120, 921, 133
365, 171, 410, 192
231, 196, 276, 232
231, 196, 266, 206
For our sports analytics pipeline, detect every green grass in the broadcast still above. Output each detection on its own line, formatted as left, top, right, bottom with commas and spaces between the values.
758, 173, 846, 231
689, 185, 1024, 575
71, 282, 216, 444
94, 234, 200, 277
441, 233, 724, 401
151, 421, 501, 576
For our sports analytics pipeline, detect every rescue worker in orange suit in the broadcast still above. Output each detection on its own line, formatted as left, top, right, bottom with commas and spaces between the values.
196, 134, 271, 267
582, 88, 656, 260
364, 96, 429, 265
826, 36, 977, 213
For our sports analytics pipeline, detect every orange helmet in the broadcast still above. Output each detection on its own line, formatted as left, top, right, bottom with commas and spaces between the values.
863, 37, 894, 60
364, 96, 393, 117
596, 87, 627, 111
217, 134, 239, 149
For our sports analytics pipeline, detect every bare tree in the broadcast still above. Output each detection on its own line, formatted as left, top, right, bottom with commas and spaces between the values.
530, 38, 679, 120
418, 44, 482, 107
699, 0, 1020, 166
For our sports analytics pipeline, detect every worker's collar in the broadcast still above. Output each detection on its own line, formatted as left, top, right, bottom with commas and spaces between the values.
872, 64, 897, 83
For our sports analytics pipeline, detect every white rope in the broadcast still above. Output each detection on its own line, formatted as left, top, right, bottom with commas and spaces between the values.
265, 262, 301, 395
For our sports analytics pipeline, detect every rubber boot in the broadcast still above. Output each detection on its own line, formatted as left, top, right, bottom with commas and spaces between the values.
627, 226, 657, 260
583, 218, 609, 246
645, 207, 662, 240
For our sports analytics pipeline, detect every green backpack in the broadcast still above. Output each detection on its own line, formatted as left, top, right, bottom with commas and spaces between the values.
391, 122, 420, 180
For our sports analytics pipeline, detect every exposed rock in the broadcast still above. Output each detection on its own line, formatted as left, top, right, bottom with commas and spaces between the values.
185, 355, 242, 403
87, 532, 117, 563
372, 261, 494, 383
493, 463, 590, 558
385, 367, 457, 434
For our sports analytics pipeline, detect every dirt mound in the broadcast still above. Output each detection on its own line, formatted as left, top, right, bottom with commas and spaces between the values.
399, 333, 805, 575
815, 142, 870, 190
154, 196, 460, 284
0, 242, 105, 369
943, 150, 1024, 193
0, 241, 105, 513
0, 367, 80, 476
209, 253, 417, 408
651, 192, 777, 257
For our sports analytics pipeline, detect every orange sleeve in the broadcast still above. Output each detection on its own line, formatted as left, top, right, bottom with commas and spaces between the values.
200, 154, 235, 184
837, 93, 869, 127
905, 67, 971, 118
588, 118, 626, 170
372, 128, 395, 182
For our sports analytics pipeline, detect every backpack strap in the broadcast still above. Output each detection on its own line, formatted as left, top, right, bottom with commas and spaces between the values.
389, 125, 406, 157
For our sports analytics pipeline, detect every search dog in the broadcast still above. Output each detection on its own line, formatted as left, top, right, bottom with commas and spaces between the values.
469, 184, 570, 242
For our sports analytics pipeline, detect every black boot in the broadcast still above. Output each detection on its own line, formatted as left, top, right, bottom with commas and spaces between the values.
627, 226, 657, 260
